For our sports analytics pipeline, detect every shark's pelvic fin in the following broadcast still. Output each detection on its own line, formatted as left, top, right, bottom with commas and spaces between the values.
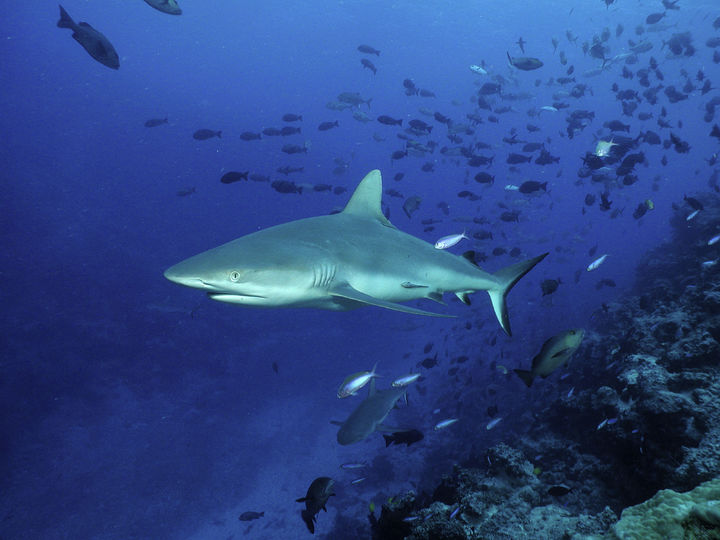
341, 169, 395, 228
329, 283, 454, 318
487, 253, 549, 336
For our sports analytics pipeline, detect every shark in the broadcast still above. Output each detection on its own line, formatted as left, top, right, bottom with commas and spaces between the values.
333, 379, 408, 445
164, 169, 547, 335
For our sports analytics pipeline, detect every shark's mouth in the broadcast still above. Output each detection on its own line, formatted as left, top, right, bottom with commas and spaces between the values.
207, 293, 267, 301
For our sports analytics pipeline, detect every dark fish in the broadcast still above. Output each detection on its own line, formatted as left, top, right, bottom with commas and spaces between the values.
468, 155, 494, 167
377, 115, 403, 126
421, 162, 434, 172
645, 12, 666, 24
272, 361, 279, 374
57, 5, 119, 69
143, 0, 181, 15
361, 58, 377, 74
479, 82, 502, 95
603, 120, 629, 132
403, 195, 421, 218
409, 119, 432, 133
144, 117, 168, 127
541, 278, 561, 296
282, 113, 302, 122
500, 210, 520, 222
507, 153, 532, 164
519, 181, 547, 194
271, 180, 301, 194
584, 193, 596, 206
176, 187, 195, 197
220, 171, 248, 184
391, 149, 408, 161
684, 195, 703, 211
596, 278, 617, 289
281, 144, 307, 154
357, 44, 380, 56
238, 511, 264, 521
239, 131, 262, 141
474, 172, 495, 185
423, 342, 433, 353
277, 166, 303, 175
507, 52, 544, 71
193, 129, 221, 140
421, 355, 438, 368
296, 477, 335, 534
419, 88, 436, 98
394, 172, 405, 182
262, 127, 281, 136
547, 485, 572, 497
383, 429, 424, 447
281, 126, 301, 136
318, 121, 339, 131
522, 142, 544, 152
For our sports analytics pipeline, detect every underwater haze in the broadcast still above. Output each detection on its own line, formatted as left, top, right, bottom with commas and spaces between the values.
3, 1, 720, 539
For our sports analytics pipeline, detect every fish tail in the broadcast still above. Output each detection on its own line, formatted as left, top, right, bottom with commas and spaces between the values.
487, 253, 548, 336
513, 369, 535, 387
57, 5, 75, 28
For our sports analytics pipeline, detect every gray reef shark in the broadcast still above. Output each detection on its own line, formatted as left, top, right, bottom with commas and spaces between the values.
164, 169, 547, 335
333, 379, 408, 445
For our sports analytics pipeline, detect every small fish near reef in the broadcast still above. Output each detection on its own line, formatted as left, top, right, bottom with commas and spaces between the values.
296, 477, 335, 534
513, 329, 585, 387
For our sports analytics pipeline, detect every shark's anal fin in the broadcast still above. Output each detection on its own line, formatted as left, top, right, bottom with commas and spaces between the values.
330, 283, 454, 318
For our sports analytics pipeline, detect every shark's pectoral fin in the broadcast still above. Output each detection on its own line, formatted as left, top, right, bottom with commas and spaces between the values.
329, 283, 455, 318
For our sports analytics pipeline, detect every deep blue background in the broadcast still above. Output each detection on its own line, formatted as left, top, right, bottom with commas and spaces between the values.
2, 1, 719, 538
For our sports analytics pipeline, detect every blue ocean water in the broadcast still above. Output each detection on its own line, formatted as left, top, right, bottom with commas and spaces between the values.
2, 1, 719, 538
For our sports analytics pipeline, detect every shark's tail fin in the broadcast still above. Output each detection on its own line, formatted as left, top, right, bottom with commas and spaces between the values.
487, 253, 548, 336
57, 5, 75, 29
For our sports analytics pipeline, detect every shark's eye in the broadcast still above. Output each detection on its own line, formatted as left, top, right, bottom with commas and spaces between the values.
229, 271, 241, 282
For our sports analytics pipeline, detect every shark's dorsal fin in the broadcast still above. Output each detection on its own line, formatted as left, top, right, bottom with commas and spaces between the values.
342, 170, 395, 228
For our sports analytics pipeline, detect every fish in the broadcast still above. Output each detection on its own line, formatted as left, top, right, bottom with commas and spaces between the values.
383, 429, 424, 447
220, 171, 248, 184
434, 418, 459, 430
513, 329, 585, 387
708, 234, 720, 246
402, 195, 421, 218
358, 44, 380, 56
547, 485, 572, 497
645, 12, 665, 24
486, 417, 503, 430
377, 115, 403, 126
240, 131, 262, 140
519, 181, 547, 194
193, 129, 221, 140
144, 117, 168, 127
350, 477, 366, 485
361, 58, 377, 74
337, 363, 379, 398
587, 254, 608, 272
296, 477, 335, 534
318, 121, 339, 131
164, 170, 546, 334
338, 92, 372, 108
238, 511, 264, 521
334, 379, 407, 445
392, 373, 421, 387
282, 113, 302, 122
597, 418, 608, 430
541, 278, 561, 296
434, 231, 469, 250
340, 462, 366, 470
594, 140, 618, 157
57, 5, 119, 69
469, 64, 488, 75
507, 52, 544, 71
143, 0, 182, 14
686, 210, 699, 221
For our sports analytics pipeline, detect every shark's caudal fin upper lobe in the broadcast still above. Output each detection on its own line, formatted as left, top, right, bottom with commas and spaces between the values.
487, 253, 548, 336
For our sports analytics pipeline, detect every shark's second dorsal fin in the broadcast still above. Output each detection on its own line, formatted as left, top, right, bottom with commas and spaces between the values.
342, 170, 394, 228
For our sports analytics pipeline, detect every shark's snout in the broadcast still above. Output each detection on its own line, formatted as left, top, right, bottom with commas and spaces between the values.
164, 266, 214, 290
